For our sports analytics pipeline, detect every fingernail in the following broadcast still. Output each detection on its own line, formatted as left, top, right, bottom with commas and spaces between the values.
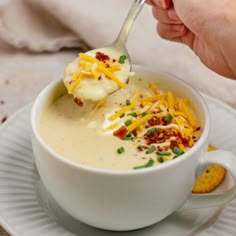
168, 8, 180, 21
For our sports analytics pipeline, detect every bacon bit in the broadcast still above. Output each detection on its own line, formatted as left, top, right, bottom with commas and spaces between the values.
196, 127, 201, 131
98, 76, 102, 80
161, 117, 169, 125
74, 97, 83, 107
145, 132, 159, 145
112, 59, 116, 63
113, 126, 128, 139
170, 140, 178, 149
95, 52, 110, 62
148, 117, 162, 126
132, 129, 138, 137
1, 115, 7, 124
176, 132, 189, 147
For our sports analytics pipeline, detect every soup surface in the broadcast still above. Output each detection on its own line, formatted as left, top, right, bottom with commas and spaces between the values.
40, 77, 201, 170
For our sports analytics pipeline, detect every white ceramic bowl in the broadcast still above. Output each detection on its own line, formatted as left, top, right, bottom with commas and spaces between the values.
31, 65, 236, 231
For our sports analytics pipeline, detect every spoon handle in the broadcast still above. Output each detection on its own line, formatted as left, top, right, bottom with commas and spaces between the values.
113, 0, 146, 49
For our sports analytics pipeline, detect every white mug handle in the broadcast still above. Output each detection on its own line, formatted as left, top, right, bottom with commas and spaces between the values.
181, 150, 236, 209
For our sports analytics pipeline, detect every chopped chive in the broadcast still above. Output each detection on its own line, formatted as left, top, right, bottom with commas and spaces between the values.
117, 146, 125, 154
146, 127, 157, 135
124, 119, 132, 127
119, 113, 125, 118
137, 144, 143, 150
119, 55, 127, 64
173, 155, 178, 159
126, 99, 131, 106
142, 112, 148, 117
157, 151, 171, 156
123, 133, 135, 141
157, 156, 164, 163
128, 112, 137, 118
146, 145, 156, 154
172, 147, 184, 156
133, 159, 154, 169
165, 114, 173, 122
125, 133, 132, 138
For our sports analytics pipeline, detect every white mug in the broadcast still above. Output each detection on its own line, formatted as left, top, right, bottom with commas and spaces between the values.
31, 65, 236, 231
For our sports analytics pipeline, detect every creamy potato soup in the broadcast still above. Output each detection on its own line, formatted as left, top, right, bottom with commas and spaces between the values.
63, 49, 132, 104
39, 77, 201, 170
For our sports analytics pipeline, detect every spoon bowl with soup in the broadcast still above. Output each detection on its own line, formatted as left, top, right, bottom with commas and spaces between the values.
63, 0, 146, 105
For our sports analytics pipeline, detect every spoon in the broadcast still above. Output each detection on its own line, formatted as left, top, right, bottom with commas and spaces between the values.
63, 0, 146, 104
102, 0, 146, 69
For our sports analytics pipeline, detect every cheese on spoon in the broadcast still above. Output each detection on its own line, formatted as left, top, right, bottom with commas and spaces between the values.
63, 48, 133, 105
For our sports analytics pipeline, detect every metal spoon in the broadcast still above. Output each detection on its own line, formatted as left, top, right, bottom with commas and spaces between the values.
96, 0, 146, 70
64, 0, 146, 102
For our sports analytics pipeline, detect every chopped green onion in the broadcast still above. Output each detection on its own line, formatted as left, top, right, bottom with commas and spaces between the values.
142, 112, 148, 117
119, 113, 125, 118
119, 55, 127, 64
157, 151, 171, 156
172, 147, 184, 156
126, 99, 131, 106
137, 144, 143, 150
124, 119, 132, 127
133, 159, 155, 169
173, 155, 178, 159
123, 133, 135, 141
146, 145, 156, 154
146, 127, 157, 135
117, 146, 125, 154
165, 114, 173, 122
157, 156, 164, 163
128, 112, 137, 118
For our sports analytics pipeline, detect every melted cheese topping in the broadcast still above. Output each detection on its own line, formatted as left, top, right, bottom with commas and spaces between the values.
63, 48, 133, 103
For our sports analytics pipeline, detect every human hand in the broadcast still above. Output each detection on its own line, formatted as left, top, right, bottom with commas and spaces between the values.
146, 0, 236, 79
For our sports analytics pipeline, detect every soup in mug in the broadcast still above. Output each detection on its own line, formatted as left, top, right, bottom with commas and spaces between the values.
39, 77, 201, 170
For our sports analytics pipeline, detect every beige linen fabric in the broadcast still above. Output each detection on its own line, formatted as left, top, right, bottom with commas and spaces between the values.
0, 0, 235, 108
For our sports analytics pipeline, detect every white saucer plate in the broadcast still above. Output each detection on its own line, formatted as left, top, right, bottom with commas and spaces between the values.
0, 94, 236, 236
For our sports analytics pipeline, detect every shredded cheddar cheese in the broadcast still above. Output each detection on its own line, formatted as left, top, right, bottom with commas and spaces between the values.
68, 73, 83, 94
141, 94, 166, 103
167, 91, 175, 109
79, 53, 102, 66
104, 122, 119, 131
127, 114, 153, 133
63, 50, 131, 103
149, 81, 159, 94
180, 99, 197, 127
96, 65, 125, 88
109, 102, 138, 121
104, 79, 200, 162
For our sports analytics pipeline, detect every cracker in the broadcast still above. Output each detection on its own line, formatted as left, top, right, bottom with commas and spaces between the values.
192, 145, 226, 194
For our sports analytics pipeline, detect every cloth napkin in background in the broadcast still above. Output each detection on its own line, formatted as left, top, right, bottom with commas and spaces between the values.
0, 0, 236, 109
